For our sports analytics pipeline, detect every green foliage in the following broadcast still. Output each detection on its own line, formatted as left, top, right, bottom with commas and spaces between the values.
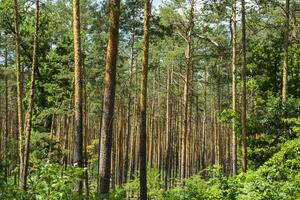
283, 117, 300, 137
0, 176, 24, 200
0, 163, 85, 200
30, 130, 64, 163
220, 108, 236, 123
235, 138, 300, 200
248, 96, 300, 168
110, 167, 164, 199
162, 166, 229, 200
27, 163, 85, 200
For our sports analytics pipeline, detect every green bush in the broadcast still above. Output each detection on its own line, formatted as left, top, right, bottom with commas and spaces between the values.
110, 168, 164, 199
0, 163, 86, 200
27, 162, 85, 200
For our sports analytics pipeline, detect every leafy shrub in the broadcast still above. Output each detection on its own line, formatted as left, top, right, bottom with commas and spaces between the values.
0, 176, 24, 200
110, 168, 164, 199
26, 162, 85, 200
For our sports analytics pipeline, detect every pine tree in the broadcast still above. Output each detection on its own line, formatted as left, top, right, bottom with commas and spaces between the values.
139, 0, 151, 198
98, 0, 121, 197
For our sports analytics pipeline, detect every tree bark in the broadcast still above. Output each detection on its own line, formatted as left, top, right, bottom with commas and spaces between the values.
164, 66, 172, 190
181, 0, 194, 181
139, 0, 151, 199
83, 53, 90, 197
241, 0, 247, 172
20, 0, 39, 190
14, 0, 24, 186
231, 0, 237, 176
282, 0, 289, 103
123, 35, 134, 184
4, 46, 9, 182
72, 0, 84, 194
63, 114, 69, 169
98, 0, 120, 197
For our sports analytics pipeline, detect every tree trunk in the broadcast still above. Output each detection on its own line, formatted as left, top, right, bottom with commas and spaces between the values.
241, 0, 247, 173
83, 53, 90, 197
14, 0, 24, 186
202, 65, 207, 176
181, 0, 194, 181
139, 0, 151, 199
164, 66, 172, 190
231, 0, 237, 176
48, 114, 55, 161
63, 114, 69, 169
4, 46, 9, 182
123, 35, 134, 184
72, 0, 84, 194
217, 63, 222, 168
20, 0, 39, 190
98, 0, 120, 197
282, 0, 289, 103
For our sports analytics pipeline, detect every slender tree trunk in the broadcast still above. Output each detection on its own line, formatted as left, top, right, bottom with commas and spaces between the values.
214, 109, 219, 166
117, 103, 124, 185
4, 46, 9, 182
231, 0, 237, 176
139, 0, 151, 199
123, 35, 134, 184
83, 55, 90, 197
282, 0, 289, 103
149, 75, 156, 168
129, 108, 137, 179
14, 0, 24, 186
20, 0, 39, 190
72, 0, 84, 194
68, 116, 74, 165
98, 0, 120, 197
48, 114, 55, 161
181, 38, 189, 180
211, 104, 215, 166
111, 120, 116, 190
164, 66, 172, 190
202, 65, 207, 176
241, 0, 247, 172
226, 125, 231, 176
63, 114, 69, 169
181, 0, 194, 181
291, 2, 297, 40
217, 63, 222, 167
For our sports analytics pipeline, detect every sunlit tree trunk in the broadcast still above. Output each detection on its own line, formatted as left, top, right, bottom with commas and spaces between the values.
231, 0, 237, 176
282, 0, 289, 103
14, 0, 24, 186
72, 0, 84, 193
98, 0, 120, 197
